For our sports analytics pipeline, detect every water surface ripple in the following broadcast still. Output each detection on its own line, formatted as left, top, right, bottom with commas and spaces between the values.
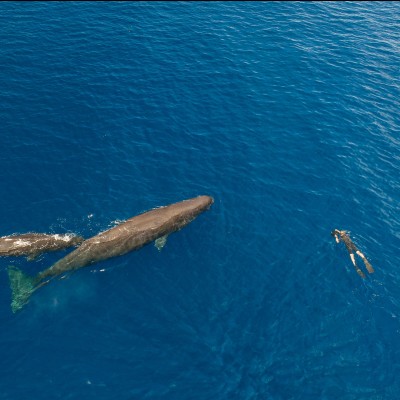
0, 2, 399, 399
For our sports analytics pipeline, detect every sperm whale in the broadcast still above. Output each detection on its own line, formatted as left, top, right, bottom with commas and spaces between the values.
8, 195, 214, 312
0, 233, 83, 259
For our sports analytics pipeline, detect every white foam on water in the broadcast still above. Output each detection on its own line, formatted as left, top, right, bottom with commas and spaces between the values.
52, 234, 73, 242
109, 219, 125, 228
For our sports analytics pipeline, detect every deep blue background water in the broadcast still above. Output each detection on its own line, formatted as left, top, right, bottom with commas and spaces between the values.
1, 2, 400, 399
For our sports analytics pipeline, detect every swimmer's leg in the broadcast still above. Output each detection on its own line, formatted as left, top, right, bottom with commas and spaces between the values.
350, 253, 365, 278
356, 250, 374, 274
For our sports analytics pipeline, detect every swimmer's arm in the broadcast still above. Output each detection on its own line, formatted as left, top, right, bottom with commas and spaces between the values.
333, 232, 341, 243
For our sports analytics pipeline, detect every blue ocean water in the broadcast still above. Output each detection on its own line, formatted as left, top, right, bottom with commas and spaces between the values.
0, 2, 400, 399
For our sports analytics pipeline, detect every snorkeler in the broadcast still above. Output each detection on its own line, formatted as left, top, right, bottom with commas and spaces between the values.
331, 229, 374, 278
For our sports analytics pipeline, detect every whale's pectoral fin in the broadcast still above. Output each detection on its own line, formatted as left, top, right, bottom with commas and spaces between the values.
154, 235, 168, 251
8, 266, 36, 313
26, 252, 40, 262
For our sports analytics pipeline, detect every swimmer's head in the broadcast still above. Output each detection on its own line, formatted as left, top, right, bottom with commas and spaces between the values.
331, 229, 340, 237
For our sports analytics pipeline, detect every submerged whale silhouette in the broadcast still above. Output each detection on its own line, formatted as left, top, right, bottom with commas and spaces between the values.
0, 233, 83, 259
8, 195, 214, 312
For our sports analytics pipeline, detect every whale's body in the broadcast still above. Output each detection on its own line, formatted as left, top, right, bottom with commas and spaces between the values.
0, 233, 83, 259
38, 195, 213, 280
8, 195, 214, 312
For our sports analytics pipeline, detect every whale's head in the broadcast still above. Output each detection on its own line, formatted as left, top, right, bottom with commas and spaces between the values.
180, 195, 214, 216
194, 195, 214, 210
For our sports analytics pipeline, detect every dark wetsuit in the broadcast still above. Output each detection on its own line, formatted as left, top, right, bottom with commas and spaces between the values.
340, 233, 358, 254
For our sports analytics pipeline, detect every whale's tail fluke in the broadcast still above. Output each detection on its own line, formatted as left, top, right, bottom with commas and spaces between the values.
8, 266, 36, 313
